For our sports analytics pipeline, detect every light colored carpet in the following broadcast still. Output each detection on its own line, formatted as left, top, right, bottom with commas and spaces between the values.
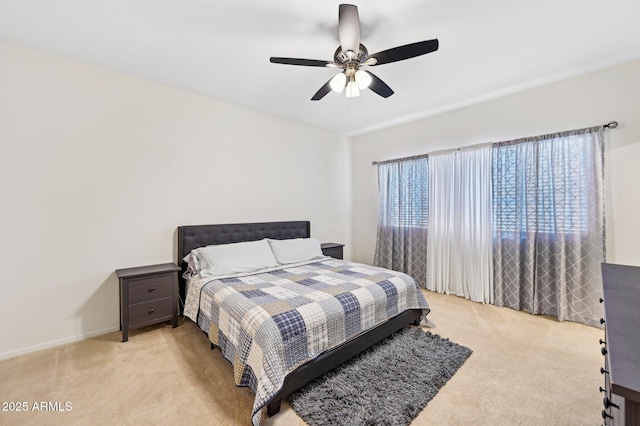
0, 290, 604, 426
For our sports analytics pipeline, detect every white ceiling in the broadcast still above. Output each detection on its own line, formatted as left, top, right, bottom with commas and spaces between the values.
1, 0, 640, 136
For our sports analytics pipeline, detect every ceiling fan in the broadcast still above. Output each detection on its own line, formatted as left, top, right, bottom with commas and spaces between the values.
269, 4, 439, 101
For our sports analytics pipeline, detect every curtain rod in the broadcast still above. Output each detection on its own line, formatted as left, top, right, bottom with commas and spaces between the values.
371, 153, 429, 166
371, 120, 619, 165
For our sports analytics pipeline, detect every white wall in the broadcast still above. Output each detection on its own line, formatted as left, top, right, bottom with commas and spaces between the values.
351, 58, 640, 267
0, 41, 352, 359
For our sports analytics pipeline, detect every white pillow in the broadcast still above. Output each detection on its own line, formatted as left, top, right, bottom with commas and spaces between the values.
267, 238, 324, 264
182, 252, 199, 279
190, 239, 279, 277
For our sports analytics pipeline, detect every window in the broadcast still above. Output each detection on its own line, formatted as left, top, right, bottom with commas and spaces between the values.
492, 133, 594, 235
378, 157, 428, 228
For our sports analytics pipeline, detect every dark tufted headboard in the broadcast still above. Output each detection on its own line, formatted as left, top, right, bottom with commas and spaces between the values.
176, 221, 311, 308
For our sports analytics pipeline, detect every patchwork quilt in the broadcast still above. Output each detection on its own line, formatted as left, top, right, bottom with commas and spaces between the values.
184, 258, 430, 425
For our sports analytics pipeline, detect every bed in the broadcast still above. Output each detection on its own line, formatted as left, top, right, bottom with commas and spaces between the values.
177, 221, 429, 425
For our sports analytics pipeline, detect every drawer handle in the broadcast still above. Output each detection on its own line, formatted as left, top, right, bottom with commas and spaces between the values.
600, 367, 609, 375
149, 308, 155, 314
601, 410, 613, 420
601, 347, 607, 356
149, 286, 155, 292
603, 397, 619, 409
599, 386, 606, 393
600, 318, 605, 324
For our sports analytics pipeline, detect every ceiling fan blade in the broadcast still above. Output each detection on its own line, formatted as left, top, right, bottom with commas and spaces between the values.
366, 71, 394, 98
270, 57, 333, 67
338, 4, 360, 54
311, 80, 333, 101
369, 39, 439, 66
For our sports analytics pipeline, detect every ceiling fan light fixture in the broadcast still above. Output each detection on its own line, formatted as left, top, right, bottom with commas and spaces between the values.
355, 69, 372, 89
329, 73, 347, 92
345, 79, 360, 98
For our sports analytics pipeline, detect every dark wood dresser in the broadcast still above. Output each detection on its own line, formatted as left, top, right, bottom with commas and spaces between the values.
601, 263, 640, 425
116, 263, 181, 342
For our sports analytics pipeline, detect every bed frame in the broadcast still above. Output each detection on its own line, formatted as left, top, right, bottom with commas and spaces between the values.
177, 220, 422, 417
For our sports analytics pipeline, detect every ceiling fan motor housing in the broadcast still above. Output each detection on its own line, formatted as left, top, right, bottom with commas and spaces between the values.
334, 44, 369, 65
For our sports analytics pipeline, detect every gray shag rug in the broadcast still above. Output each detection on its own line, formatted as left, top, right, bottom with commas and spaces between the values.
288, 327, 472, 426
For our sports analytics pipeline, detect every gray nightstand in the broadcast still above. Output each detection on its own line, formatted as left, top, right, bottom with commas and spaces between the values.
321, 243, 345, 259
116, 263, 180, 342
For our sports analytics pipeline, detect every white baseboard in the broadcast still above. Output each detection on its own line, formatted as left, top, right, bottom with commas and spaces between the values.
0, 326, 120, 360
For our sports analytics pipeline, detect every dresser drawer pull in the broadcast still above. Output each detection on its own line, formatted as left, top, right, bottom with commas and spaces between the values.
149, 286, 155, 292
603, 397, 619, 409
599, 386, 606, 393
600, 367, 609, 375
599, 339, 606, 345
600, 318, 605, 324
149, 308, 155, 314
601, 410, 613, 420
601, 347, 607, 356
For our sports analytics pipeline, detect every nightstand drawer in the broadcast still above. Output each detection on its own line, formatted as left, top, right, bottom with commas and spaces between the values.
129, 297, 174, 326
128, 274, 173, 303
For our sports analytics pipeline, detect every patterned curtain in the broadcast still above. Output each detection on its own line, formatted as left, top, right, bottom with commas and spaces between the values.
373, 157, 429, 287
492, 127, 605, 326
